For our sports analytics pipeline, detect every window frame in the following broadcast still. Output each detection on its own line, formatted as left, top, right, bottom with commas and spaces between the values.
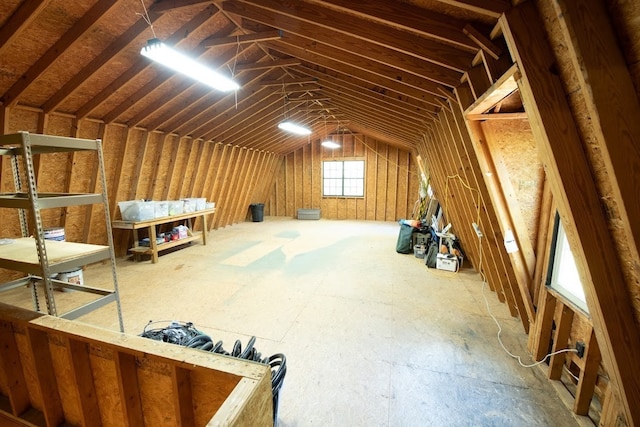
546, 212, 590, 315
322, 159, 365, 198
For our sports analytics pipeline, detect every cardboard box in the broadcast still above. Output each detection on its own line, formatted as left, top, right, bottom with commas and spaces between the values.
436, 253, 458, 272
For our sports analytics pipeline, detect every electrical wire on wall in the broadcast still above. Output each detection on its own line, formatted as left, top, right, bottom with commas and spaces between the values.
442, 174, 578, 368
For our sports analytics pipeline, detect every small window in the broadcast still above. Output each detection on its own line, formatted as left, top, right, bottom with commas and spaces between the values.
323, 160, 364, 197
546, 213, 589, 314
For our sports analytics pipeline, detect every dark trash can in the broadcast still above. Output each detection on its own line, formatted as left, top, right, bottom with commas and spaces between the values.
250, 203, 264, 222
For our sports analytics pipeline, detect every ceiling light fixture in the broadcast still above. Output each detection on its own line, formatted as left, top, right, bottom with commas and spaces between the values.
278, 120, 311, 135
321, 117, 341, 149
277, 90, 311, 135
140, 38, 239, 92
321, 139, 340, 149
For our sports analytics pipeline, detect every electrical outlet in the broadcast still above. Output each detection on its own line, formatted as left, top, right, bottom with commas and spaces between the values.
472, 222, 483, 238
576, 341, 585, 358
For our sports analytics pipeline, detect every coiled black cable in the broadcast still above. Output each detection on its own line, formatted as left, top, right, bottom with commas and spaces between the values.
140, 320, 286, 424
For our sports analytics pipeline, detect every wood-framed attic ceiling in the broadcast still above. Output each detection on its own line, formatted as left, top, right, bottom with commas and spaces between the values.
0, 0, 513, 155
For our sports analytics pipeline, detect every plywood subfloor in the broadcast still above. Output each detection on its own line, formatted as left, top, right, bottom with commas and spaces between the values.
1, 218, 578, 426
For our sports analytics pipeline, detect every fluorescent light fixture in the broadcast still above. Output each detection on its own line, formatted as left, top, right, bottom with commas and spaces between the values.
278, 121, 311, 135
321, 140, 340, 149
140, 39, 239, 92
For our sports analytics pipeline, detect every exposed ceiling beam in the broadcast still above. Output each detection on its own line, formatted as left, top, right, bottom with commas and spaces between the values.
301, 0, 483, 50
286, 96, 331, 103
223, 1, 463, 86
176, 67, 281, 137
200, 30, 282, 48
41, 6, 166, 114
150, 0, 214, 13
282, 32, 461, 88
234, 58, 300, 71
198, 90, 284, 141
103, 15, 236, 124
434, 0, 510, 19
344, 120, 417, 150
77, 5, 224, 121
264, 40, 443, 104
141, 65, 272, 133
296, 64, 437, 115
329, 98, 423, 139
296, 67, 436, 119
2, 0, 119, 108
76, 61, 148, 120
231, 0, 474, 72
282, 84, 321, 93
466, 112, 527, 121
347, 121, 415, 151
167, 68, 277, 135
0, 0, 48, 58
463, 24, 502, 60
260, 77, 318, 86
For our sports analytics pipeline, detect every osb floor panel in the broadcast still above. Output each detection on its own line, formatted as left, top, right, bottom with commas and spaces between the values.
1, 218, 578, 426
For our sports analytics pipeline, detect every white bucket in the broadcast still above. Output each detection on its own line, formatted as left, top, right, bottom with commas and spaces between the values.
57, 269, 83, 287
44, 227, 65, 241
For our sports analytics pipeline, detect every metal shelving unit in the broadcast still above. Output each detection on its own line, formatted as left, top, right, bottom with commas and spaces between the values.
0, 132, 124, 331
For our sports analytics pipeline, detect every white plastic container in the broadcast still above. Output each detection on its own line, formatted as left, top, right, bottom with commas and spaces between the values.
182, 199, 195, 213
118, 200, 155, 221
154, 201, 169, 218
195, 198, 206, 210
168, 200, 184, 215
436, 253, 458, 272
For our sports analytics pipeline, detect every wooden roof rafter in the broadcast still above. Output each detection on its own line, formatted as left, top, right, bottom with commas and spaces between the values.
222, 1, 464, 87
333, 106, 422, 143
200, 29, 282, 48
296, 64, 438, 114
124, 40, 259, 128
0, 0, 48, 58
2, 0, 120, 108
0, 0, 507, 155
149, 0, 219, 14
264, 39, 443, 104
40, 4, 169, 114
296, 67, 437, 120
165, 67, 280, 136
189, 86, 284, 140
102, 18, 239, 125
318, 85, 428, 127
302, 0, 488, 50
142, 66, 275, 133
233, 58, 301, 71
226, 0, 475, 73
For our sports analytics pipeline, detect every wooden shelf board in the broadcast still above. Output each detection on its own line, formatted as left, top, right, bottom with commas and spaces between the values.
129, 233, 202, 255
0, 238, 110, 274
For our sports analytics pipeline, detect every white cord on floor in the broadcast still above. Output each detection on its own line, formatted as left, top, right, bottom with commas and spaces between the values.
477, 235, 578, 368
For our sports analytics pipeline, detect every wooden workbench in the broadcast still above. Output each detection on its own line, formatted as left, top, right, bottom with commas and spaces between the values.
112, 208, 215, 263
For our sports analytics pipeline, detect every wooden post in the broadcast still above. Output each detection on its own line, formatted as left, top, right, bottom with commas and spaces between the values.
574, 329, 601, 415
548, 301, 574, 380
0, 320, 29, 416
551, 0, 640, 272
